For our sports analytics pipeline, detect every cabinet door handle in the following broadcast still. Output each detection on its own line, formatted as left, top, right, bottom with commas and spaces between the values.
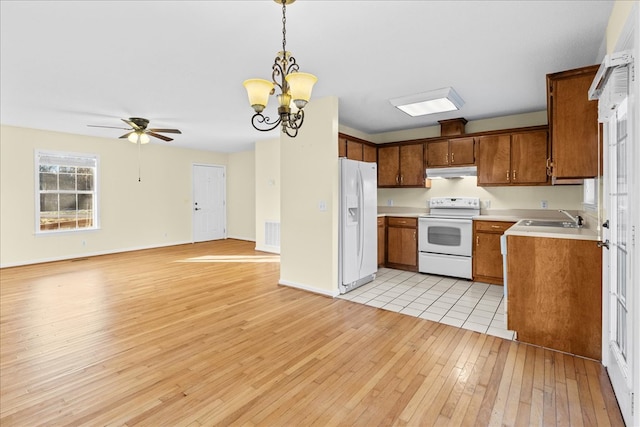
400, 175, 404, 184
491, 225, 501, 229
445, 153, 448, 164
396, 175, 399, 184
413, 231, 416, 240
451, 152, 455, 163
546, 158, 553, 176
506, 170, 510, 180
476, 235, 479, 245
513, 170, 517, 180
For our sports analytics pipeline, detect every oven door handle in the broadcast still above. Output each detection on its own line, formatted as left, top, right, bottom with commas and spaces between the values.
419, 218, 472, 224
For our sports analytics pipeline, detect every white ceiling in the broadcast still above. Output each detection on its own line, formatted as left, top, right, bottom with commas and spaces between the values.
0, 1, 612, 153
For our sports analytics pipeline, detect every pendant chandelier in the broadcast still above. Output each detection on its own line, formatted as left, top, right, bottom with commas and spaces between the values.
243, 0, 317, 138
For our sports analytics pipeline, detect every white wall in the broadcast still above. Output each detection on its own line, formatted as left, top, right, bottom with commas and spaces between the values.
0, 125, 229, 267
279, 96, 340, 296
254, 137, 281, 253
227, 150, 256, 241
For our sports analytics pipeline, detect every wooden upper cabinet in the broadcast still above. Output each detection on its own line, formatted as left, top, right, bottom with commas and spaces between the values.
477, 134, 511, 185
378, 146, 400, 186
378, 143, 425, 187
450, 137, 475, 165
338, 136, 347, 158
363, 144, 377, 163
547, 65, 599, 178
399, 143, 424, 186
426, 138, 475, 167
477, 130, 548, 186
511, 131, 548, 184
426, 140, 449, 167
346, 140, 363, 161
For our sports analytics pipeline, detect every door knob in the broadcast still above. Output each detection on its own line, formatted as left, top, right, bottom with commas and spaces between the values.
603, 220, 610, 228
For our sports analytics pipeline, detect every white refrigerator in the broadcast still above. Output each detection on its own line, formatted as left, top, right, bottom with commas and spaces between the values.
339, 158, 378, 294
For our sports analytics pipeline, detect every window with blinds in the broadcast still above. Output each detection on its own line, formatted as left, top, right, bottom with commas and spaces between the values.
35, 150, 99, 232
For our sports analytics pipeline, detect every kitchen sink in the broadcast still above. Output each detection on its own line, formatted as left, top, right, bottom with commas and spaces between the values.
519, 219, 581, 228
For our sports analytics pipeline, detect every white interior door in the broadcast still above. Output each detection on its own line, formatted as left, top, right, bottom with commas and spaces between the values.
603, 91, 634, 427
193, 164, 226, 242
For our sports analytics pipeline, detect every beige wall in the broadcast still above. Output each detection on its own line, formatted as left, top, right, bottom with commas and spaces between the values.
279, 96, 340, 296
0, 125, 229, 267
254, 137, 281, 253
227, 150, 256, 241
378, 179, 583, 211
607, 1, 637, 54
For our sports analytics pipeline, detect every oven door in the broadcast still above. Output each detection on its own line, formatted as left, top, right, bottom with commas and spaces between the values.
418, 217, 472, 257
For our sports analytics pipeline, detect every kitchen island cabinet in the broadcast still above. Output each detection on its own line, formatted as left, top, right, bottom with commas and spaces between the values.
386, 216, 418, 271
472, 220, 515, 285
506, 235, 602, 360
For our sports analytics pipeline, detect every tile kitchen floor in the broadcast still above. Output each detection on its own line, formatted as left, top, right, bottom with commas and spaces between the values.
338, 268, 515, 340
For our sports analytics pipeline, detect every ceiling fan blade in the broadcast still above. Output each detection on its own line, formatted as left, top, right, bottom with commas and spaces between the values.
119, 131, 135, 139
148, 128, 182, 134
87, 124, 132, 130
122, 118, 140, 130
147, 131, 173, 142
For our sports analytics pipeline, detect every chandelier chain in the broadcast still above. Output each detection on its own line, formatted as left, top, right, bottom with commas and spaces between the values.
281, 0, 287, 54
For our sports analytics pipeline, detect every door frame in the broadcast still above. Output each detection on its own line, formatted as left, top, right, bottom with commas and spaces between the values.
192, 163, 227, 243
600, 4, 639, 425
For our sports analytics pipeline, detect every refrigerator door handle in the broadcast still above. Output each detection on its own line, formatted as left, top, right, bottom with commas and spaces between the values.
357, 167, 364, 272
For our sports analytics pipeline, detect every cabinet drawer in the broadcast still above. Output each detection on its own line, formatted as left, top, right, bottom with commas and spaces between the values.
387, 217, 417, 228
474, 220, 514, 233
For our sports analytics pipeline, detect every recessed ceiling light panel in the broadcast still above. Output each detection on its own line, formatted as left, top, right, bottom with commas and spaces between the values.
390, 87, 464, 117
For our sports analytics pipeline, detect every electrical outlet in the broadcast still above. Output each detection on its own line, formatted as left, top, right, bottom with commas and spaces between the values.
541, 200, 548, 209
484, 200, 491, 209
387, 199, 394, 206
319, 200, 327, 211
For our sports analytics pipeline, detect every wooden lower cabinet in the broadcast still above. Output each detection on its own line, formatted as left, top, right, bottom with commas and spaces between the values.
472, 220, 515, 284
385, 217, 418, 271
377, 217, 385, 266
506, 235, 602, 360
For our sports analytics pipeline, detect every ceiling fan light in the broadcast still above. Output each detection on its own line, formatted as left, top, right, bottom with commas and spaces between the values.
243, 78, 274, 113
285, 72, 317, 107
128, 132, 150, 144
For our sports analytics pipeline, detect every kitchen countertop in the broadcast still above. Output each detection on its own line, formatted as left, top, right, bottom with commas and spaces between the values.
504, 219, 600, 241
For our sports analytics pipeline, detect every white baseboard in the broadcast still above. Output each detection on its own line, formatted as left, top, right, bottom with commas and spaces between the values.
227, 235, 256, 242
278, 279, 340, 298
254, 244, 280, 254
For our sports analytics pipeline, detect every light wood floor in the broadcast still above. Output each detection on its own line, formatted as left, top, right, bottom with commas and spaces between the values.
1, 240, 624, 426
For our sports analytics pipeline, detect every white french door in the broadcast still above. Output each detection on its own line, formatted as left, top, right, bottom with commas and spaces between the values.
192, 164, 226, 242
603, 95, 634, 426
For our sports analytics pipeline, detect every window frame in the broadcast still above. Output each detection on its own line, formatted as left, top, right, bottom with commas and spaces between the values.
34, 149, 100, 234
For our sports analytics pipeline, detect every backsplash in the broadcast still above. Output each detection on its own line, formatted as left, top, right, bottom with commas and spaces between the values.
377, 177, 584, 211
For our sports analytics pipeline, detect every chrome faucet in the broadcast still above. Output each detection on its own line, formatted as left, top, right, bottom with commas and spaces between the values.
559, 209, 584, 227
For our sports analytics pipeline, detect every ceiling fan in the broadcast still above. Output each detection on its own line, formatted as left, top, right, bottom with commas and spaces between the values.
88, 117, 182, 143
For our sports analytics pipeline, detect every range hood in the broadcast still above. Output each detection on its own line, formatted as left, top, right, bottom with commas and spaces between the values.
426, 166, 477, 179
